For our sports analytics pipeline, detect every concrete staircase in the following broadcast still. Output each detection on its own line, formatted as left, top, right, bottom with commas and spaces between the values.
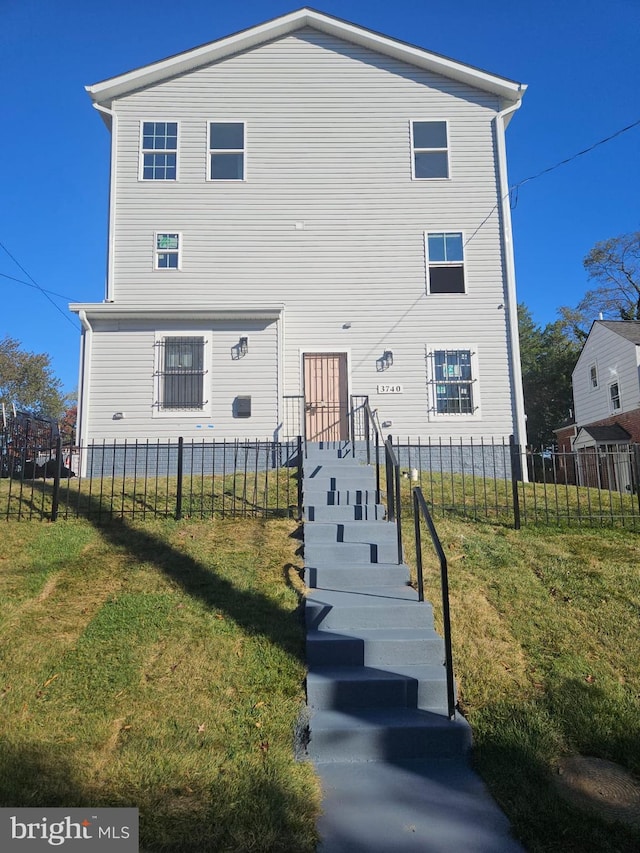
303, 441, 524, 852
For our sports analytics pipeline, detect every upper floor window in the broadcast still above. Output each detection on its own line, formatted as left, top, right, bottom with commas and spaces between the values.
426, 232, 465, 293
141, 122, 177, 180
609, 381, 621, 412
155, 233, 181, 269
156, 336, 207, 411
589, 363, 598, 389
209, 122, 245, 180
411, 121, 449, 179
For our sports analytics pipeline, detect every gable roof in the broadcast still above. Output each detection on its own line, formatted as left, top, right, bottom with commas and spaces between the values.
86, 7, 526, 110
575, 424, 632, 444
597, 320, 640, 345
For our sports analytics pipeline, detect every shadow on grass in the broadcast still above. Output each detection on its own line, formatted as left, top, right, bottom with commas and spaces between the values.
470, 682, 640, 853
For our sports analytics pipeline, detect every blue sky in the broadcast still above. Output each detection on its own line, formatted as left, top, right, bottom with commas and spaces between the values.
2, 0, 639, 396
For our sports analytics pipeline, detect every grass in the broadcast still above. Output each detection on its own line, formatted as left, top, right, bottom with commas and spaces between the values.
406, 516, 640, 852
0, 517, 319, 852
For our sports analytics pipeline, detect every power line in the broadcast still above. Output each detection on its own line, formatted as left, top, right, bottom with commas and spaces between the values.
0, 241, 80, 330
0, 270, 77, 302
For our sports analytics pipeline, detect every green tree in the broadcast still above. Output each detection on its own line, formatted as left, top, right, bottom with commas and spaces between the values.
518, 305, 579, 449
0, 336, 67, 419
559, 230, 640, 340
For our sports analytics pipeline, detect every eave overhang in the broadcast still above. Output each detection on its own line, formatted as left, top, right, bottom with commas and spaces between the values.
86, 7, 526, 111
69, 304, 284, 323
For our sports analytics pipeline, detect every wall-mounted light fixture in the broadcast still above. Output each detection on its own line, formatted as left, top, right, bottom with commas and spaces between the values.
239, 336, 249, 356
376, 349, 394, 371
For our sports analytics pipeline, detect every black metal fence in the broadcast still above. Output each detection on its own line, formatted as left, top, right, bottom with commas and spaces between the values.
1, 436, 302, 522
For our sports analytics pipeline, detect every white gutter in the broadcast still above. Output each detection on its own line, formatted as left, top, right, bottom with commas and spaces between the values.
77, 310, 93, 456
494, 98, 528, 468
92, 102, 117, 302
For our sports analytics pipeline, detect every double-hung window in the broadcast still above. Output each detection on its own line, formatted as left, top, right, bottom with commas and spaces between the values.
411, 121, 449, 179
155, 233, 181, 269
141, 122, 178, 180
609, 381, 621, 412
432, 349, 475, 415
208, 122, 245, 180
156, 336, 207, 412
426, 232, 465, 293
589, 363, 598, 389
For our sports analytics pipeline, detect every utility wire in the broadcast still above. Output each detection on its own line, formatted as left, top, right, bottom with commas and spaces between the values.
0, 270, 77, 302
0, 241, 80, 330
464, 116, 640, 249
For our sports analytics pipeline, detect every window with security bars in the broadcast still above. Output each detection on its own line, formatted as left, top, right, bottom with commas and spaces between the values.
432, 350, 474, 414
156, 337, 206, 410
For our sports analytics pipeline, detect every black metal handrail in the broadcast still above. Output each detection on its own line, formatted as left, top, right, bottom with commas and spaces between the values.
384, 435, 403, 564
413, 486, 456, 720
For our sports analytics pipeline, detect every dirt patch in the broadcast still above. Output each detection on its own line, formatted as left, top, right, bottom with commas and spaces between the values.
553, 755, 640, 828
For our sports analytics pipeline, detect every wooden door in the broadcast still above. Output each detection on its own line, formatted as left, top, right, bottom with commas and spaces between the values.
303, 353, 349, 441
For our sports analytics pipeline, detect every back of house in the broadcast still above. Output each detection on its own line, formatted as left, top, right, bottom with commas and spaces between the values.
71, 7, 527, 450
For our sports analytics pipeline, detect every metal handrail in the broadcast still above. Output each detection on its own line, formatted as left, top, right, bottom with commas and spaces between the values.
384, 435, 403, 564
413, 486, 456, 720
363, 399, 381, 496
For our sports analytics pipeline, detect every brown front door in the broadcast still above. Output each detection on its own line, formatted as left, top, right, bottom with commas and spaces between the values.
303, 353, 349, 441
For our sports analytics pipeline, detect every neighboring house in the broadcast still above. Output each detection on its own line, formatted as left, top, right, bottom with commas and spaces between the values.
70, 7, 527, 448
555, 321, 640, 491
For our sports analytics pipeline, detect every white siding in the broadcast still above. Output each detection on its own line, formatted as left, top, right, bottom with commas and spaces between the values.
573, 324, 640, 425
85, 27, 519, 442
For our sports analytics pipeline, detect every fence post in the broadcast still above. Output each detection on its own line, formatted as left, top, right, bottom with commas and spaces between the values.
509, 434, 521, 530
51, 435, 63, 522
176, 436, 184, 520
634, 444, 640, 517
297, 435, 303, 520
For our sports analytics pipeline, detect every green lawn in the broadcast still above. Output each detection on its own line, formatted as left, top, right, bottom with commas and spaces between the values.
0, 517, 319, 852
407, 517, 640, 852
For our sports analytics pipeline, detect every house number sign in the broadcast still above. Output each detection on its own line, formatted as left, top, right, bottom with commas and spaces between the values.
377, 384, 404, 394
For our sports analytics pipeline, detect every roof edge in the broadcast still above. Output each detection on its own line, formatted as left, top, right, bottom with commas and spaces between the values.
86, 7, 526, 107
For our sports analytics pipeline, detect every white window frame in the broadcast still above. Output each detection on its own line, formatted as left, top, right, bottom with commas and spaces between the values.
426, 346, 480, 420
207, 121, 246, 181
424, 231, 466, 294
153, 332, 210, 418
609, 380, 621, 412
139, 121, 179, 181
154, 232, 182, 270
410, 120, 450, 180
589, 362, 598, 389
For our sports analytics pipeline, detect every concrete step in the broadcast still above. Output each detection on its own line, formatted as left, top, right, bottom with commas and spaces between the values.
304, 563, 410, 590
308, 708, 472, 762
304, 503, 386, 522
308, 664, 449, 712
304, 520, 395, 543
305, 539, 400, 565
315, 759, 526, 852
305, 588, 433, 631
306, 627, 444, 667
303, 488, 382, 506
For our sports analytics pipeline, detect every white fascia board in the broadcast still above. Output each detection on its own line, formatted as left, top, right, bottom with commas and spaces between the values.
86, 8, 526, 108
69, 304, 284, 322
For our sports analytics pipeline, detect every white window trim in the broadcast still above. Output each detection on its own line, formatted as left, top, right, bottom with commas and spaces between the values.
139, 120, 179, 181
154, 232, 182, 270
424, 231, 466, 295
410, 119, 450, 181
589, 362, 598, 389
425, 345, 481, 421
609, 380, 622, 413
207, 121, 247, 182
152, 332, 211, 418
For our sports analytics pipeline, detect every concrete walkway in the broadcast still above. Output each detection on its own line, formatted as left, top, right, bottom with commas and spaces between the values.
303, 441, 524, 852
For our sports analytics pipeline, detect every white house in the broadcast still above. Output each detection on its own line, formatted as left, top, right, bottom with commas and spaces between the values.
71, 7, 527, 448
555, 320, 640, 490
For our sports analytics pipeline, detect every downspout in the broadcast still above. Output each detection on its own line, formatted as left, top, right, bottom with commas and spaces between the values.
494, 97, 528, 475
77, 310, 93, 468
92, 102, 117, 303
